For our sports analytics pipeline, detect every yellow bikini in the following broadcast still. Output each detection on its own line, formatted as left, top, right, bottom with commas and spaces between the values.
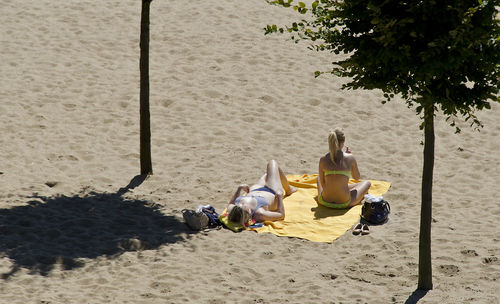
319, 170, 351, 209
324, 170, 351, 178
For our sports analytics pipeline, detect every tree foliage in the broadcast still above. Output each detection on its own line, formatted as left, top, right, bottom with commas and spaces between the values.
265, 0, 500, 132
265, 0, 500, 291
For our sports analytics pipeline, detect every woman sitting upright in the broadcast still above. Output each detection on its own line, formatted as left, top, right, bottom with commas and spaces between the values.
317, 128, 371, 209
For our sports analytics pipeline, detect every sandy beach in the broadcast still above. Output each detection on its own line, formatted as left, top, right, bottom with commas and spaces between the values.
1, 0, 499, 303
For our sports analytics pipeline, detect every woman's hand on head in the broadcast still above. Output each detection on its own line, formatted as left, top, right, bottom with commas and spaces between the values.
240, 184, 250, 193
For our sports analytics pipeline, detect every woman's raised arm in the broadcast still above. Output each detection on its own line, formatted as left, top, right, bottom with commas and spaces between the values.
228, 184, 249, 205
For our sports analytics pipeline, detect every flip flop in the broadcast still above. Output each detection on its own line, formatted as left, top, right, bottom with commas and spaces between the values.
361, 224, 370, 235
352, 223, 363, 235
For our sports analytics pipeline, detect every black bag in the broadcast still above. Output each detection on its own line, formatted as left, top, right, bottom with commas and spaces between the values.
361, 199, 390, 224
182, 205, 221, 231
200, 206, 221, 227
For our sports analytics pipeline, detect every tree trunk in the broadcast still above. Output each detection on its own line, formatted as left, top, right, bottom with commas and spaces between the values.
139, 0, 153, 175
418, 102, 434, 290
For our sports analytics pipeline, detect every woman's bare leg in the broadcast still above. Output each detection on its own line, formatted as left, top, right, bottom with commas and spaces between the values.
264, 160, 296, 196
253, 173, 267, 189
348, 180, 371, 207
316, 177, 323, 206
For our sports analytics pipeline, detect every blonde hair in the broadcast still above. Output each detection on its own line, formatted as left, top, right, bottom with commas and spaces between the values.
228, 205, 251, 226
328, 128, 345, 165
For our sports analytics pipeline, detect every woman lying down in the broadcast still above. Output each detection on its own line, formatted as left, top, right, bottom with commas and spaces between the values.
225, 160, 297, 229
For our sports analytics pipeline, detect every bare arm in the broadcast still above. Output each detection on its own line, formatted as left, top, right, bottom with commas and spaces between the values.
254, 192, 285, 222
318, 158, 326, 190
228, 184, 249, 205
350, 157, 361, 180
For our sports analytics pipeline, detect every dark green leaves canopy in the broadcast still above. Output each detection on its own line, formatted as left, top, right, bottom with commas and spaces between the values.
266, 0, 500, 131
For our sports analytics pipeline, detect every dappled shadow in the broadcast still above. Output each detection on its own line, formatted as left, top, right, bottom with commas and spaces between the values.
405, 289, 429, 304
0, 177, 186, 278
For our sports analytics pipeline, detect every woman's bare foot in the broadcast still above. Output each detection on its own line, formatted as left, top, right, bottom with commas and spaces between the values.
286, 186, 297, 196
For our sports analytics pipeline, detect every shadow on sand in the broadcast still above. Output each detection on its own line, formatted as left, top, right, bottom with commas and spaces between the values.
311, 196, 349, 219
0, 175, 187, 278
405, 289, 429, 304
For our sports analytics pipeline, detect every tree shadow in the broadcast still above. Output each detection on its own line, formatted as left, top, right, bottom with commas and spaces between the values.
405, 289, 429, 304
0, 175, 187, 278
116, 174, 148, 196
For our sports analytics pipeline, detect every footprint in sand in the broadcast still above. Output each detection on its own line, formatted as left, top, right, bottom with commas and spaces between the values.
308, 98, 321, 106
45, 181, 58, 188
482, 256, 498, 264
258, 95, 274, 104
460, 249, 478, 257
262, 251, 274, 259
204, 89, 223, 99
438, 264, 459, 276
320, 273, 338, 280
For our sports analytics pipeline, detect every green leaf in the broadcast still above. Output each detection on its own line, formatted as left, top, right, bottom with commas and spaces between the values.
264, 0, 500, 134
331, 69, 342, 77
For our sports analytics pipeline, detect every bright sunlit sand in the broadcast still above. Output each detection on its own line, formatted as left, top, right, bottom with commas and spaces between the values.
1, 1, 499, 303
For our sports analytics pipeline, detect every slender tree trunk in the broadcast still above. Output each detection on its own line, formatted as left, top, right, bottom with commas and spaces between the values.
139, 0, 153, 175
418, 101, 434, 290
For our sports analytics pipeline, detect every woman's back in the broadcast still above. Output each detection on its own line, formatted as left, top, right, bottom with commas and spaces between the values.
319, 151, 358, 203
317, 128, 370, 208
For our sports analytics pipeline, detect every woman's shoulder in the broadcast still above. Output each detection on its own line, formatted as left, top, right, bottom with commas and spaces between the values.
342, 152, 357, 167
319, 154, 330, 167
343, 152, 356, 161
319, 153, 330, 162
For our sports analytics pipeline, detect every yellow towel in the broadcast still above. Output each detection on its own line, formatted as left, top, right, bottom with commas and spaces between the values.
252, 174, 391, 243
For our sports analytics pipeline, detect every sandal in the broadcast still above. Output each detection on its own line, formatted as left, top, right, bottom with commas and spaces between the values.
361, 224, 370, 235
352, 223, 363, 235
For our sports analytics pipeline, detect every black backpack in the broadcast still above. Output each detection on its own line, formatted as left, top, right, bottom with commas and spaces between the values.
361, 199, 390, 224
201, 206, 221, 227
182, 205, 221, 230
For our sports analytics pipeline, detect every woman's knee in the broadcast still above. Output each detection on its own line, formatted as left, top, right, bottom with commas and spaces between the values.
268, 159, 278, 167
362, 181, 371, 192
266, 160, 280, 175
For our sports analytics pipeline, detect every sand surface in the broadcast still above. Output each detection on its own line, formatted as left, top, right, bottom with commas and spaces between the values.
1, 0, 499, 303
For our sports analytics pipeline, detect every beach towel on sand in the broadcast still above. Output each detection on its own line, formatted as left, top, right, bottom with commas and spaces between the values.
251, 174, 391, 243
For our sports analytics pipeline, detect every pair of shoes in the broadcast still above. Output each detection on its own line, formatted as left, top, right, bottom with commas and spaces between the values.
352, 223, 370, 235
